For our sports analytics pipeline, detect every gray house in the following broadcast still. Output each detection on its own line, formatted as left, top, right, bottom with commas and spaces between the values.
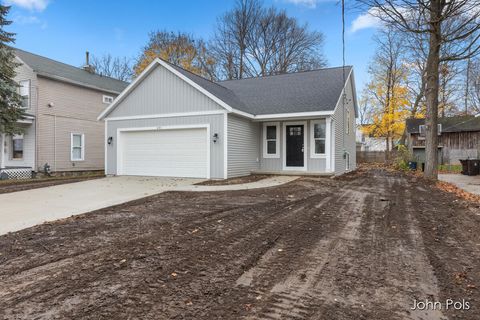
98, 58, 358, 179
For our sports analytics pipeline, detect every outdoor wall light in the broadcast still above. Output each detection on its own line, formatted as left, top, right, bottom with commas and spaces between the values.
213, 133, 219, 143
107, 136, 113, 145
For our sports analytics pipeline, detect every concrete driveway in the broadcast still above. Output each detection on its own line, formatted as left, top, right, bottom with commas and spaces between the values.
0, 176, 201, 235
439, 173, 480, 195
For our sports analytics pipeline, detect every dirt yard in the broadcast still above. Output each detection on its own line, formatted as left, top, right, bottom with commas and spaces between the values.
0, 174, 104, 194
0, 168, 479, 320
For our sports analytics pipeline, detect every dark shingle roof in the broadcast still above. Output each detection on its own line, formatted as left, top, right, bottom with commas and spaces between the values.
406, 116, 480, 133
14, 48, 129, 94
167, 61, 352, 115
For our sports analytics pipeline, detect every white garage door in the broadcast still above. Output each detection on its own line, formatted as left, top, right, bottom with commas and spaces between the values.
118, 128, 208, 178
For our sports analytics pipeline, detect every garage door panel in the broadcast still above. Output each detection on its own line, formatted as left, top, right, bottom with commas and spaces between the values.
119, 128, 208, 178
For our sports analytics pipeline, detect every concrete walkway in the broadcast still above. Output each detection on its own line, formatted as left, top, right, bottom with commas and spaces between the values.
439, 174, 480, 195
0, 176, 201, 235
0, 175, 298, 235
176, 175, 299, 192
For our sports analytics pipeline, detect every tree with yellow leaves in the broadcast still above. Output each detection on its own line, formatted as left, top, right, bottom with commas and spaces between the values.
134, 31, 216, 80
362, 27, 410, 159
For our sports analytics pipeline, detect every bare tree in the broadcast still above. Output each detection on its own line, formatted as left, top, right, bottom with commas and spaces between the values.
358, 0, 480, 179
467, 58, 480, 114
91, 54, 133, 82
212, 0, 326, 79
212, 0, 262, 79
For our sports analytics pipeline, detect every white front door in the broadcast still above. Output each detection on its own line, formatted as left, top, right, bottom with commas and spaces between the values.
118, 128, 209, 178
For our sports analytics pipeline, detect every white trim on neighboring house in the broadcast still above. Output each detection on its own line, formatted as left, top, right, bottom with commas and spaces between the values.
223, 113, 228, 179
116, 124, 211, 179
70, 133, 85, 161
262, 122, 280, 158
105, 110, 226, 122
282, 121, 307, 171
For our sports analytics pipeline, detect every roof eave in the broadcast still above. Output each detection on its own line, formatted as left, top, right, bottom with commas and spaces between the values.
37, 73, 123, 95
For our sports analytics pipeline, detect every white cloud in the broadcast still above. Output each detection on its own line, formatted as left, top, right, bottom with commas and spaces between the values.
4, 0, 49, 11
350, 8, 382, 33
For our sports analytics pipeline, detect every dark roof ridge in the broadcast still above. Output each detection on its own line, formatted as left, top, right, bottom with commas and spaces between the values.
219, 65, 353, 83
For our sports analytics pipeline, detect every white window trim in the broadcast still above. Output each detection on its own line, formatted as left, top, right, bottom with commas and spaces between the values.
19, 79, 31, 109
282, 121, 307, 171
263, 122, 280, 158
11, 134, 24, 160
103, 95, 114, 104
71, 133, 85, 161
310, 119, 330, 159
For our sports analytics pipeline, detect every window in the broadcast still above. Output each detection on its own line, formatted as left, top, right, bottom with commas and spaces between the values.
71, 133, 85, 161
311, 119, 326, 156
103, 95, 114, 104
419, 124, 442, 140
11, 135, 24, 160
19, 80, 30, 109
419, 125, 426, 139
263, 122, 279, 158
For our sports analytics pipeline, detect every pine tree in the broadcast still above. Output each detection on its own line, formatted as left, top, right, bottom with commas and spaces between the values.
0, 5, 24, 134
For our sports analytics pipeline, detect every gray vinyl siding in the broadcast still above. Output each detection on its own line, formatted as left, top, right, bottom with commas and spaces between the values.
107, 65, 223, 118
259, 121, 328, 173
227, 114, 260, 178
332, 75, 357, 175
106, 114, 225, 179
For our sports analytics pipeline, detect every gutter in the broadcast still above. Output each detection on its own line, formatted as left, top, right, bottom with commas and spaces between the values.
36, 72, 123, 95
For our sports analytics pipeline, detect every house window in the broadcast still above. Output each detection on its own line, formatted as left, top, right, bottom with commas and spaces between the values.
312, 119, 326, 156
11, 135, 24, 160
71, 133, 85, 161
19, 80, 30, 109
263, 122, 279, 158
103, 95, 114, 104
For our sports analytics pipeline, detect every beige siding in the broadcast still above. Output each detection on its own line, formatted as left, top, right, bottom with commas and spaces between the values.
37, 76, 116, 171
107, 64, 223, 118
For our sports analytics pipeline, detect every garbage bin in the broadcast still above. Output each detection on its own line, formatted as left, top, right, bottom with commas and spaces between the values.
469, 160, 480, 176
408, 161, 417, 170
460, 159, 480, 176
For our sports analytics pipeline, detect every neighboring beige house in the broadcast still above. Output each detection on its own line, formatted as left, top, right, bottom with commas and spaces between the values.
0, 48, 128, 178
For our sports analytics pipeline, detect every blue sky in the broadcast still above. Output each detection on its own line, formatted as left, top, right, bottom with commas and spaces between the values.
3, 0, 379, 90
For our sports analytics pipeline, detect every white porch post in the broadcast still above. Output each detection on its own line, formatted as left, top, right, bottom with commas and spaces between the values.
0, 133, 5, 168
326, 117, 332, 172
